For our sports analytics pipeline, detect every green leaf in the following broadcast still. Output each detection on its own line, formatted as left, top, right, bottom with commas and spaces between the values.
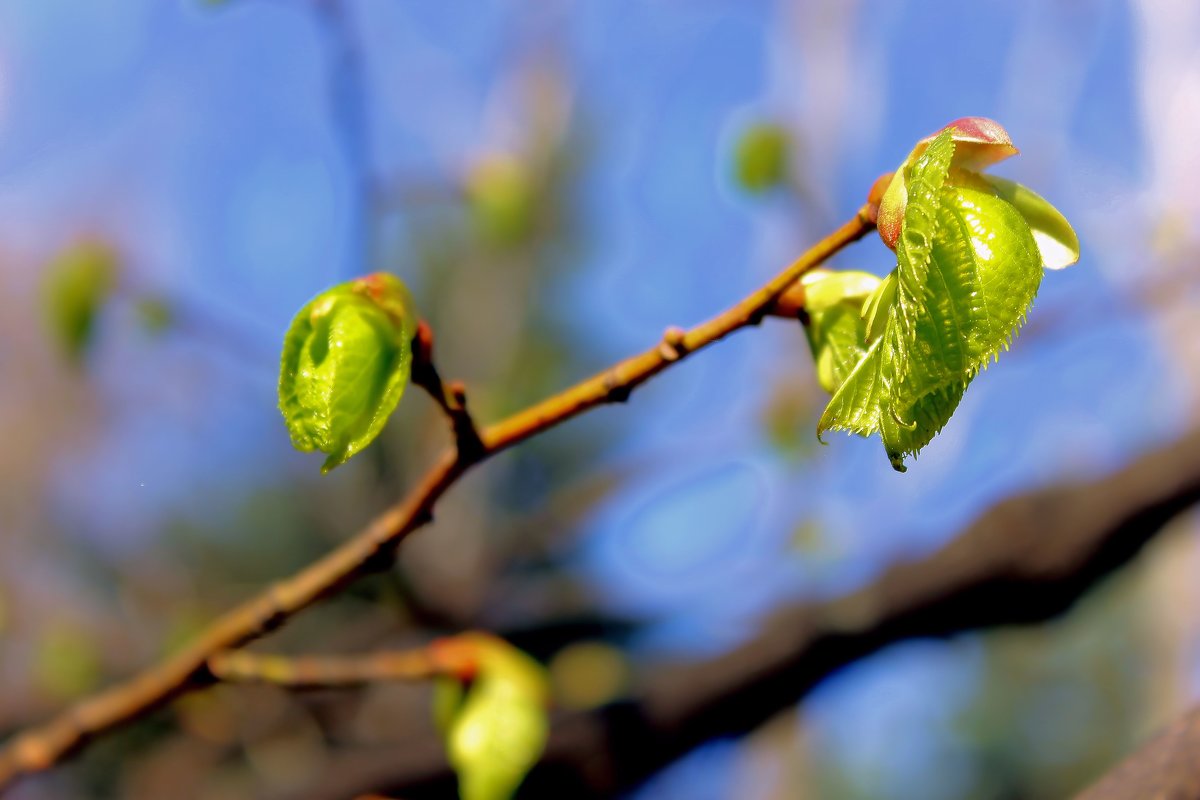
980, 175, 1079, 270
800, 269, 881, 394
433, 677, 466, 735
278, 273, 416, 473
733, 122, 790, 193
434, 634, 550, 800
41, 241, 119, 362
861, 269, 896, 346
35, 623, 102, 700
817, 130, 1044, 470
817, 131, 957, 457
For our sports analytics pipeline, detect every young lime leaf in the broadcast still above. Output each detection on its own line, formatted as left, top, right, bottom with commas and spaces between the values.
41, 241, 119, 362
875, 117, 1018, 251
733, 122, 791, 193
819, 129, 1045, 470
800, 269, 881, 394
816, 132, 957, 453
278, 273, 416, 473
981, 175, 1079, 270
430, 634, 550, 800
860, 269, 896, 346
893, 184, 1042, 408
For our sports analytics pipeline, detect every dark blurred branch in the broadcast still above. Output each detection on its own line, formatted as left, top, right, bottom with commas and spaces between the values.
305, 427, 1200, 799
207, 648, 438, 690
0, 207, 873, 791
1076, 704, 1200, 799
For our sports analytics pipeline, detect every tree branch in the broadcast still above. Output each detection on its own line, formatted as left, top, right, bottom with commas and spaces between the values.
309, 427, 1200, 800
207, 649, 438, 690
0, 206, 874, 789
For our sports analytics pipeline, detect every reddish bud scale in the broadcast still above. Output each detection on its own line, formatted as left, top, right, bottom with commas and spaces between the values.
866, 172, 894, 223
872, 117, 1018, 250
429, 636, 482, 681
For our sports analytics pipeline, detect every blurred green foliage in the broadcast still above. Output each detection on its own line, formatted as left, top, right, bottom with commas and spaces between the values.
434, 634, 550, 800
466, 155, 537, 247
733, 122, 791, 193
40, 240, 118, 362
34, 623, 103, 700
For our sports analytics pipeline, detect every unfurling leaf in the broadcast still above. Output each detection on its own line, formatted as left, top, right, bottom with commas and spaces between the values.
430, 634, 550, 800
978, 175, 1080, 270
816, 123, 1057, 471
875, 117, 1019, 250
733, 122, 791, 193
41, 241, 119, 362
278, 273, 416, 473
800, 269, 881, 394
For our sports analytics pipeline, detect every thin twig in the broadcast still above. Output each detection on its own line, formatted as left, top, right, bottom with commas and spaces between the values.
410, 320, 485, 462
0, 206, 872, 789
207, 649, 438, 690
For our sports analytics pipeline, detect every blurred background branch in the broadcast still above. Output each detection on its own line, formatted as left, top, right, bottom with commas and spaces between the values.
287, 424, 1200, 798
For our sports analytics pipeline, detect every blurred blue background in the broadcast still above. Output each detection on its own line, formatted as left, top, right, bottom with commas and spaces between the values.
1, 1, 1198, 798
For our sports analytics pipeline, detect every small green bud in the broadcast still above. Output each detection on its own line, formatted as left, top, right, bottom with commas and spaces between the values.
278, 273, 416, 473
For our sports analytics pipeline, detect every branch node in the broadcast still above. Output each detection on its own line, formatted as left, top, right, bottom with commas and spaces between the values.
260, 583, 291, 634
410, 321, 485, 461
767, 284, 808, 321
658, 326, 688, 361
